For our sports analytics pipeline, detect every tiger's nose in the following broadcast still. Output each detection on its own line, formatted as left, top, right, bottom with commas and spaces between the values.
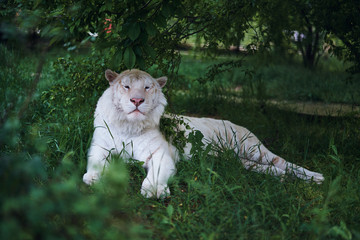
130, 98, 145, 107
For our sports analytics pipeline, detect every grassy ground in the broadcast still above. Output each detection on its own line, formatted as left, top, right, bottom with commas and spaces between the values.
176, 53, 360, 105
1, 45, 360, 239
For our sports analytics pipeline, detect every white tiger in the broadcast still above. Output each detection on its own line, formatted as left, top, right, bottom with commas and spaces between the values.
83, 69, 324, 198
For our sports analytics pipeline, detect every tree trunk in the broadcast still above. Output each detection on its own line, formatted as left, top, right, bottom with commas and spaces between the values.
299, 25, 320, 69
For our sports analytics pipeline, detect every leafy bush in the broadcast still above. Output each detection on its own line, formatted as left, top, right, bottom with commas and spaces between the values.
40, 54, 110, 117
0, 45, 36, 120
0, 116, 148, 239
0, 48, 151, 239
33, 54, 108, 170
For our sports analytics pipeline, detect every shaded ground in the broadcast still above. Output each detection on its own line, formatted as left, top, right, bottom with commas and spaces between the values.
269, 100, 360, 117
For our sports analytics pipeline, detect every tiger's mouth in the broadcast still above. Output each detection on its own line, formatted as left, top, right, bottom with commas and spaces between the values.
129, 108, 145, 115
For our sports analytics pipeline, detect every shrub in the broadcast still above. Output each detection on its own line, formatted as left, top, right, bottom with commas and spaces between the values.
0, 117, 148, 239
40, 54, 111, 118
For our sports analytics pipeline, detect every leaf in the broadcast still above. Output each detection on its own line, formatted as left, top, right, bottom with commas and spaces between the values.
327, 221, 352, 240
145, 22, 158, 36
330, 144, 338, 155
123, 47, 136, 69
161, 4, 171, 18
112, 52, 123, 68
154, 14, 167, 28
49, 7, 64, 17
128, 22, 141, 41
134, 46, 142, 56
48, 27, 64, 37
143, 44, 156, 59
138, 31, 148, 44
69, 25, 75, 34
100, 1, 112, 12
34, 0, 42, 8
166, 205, 174, 218
137, 56, 145, 70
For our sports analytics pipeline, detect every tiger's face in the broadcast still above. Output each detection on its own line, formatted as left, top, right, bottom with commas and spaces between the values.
105, 69, 167, 123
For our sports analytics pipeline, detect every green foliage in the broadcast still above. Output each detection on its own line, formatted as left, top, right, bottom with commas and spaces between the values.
2, 0, 360, 78
1, 0, 255, 77
2, 0, 360, 77
247, 59, 360, 104
197, 59, 244, 84
0, 47, 147, 237
0, 116, 147, 239
310, 0, 360, 74
253, 0, 325, 69
160, 114, 190, 154
40, 54, 109, 119
2, 38, 360, 239
0, 45, 39, 120
174, 54, 360, 106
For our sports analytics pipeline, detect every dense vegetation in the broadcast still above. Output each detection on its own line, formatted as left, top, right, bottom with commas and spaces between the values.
1, 0, 360, 73
1, 0, 360, 239
1, 44, 360, 239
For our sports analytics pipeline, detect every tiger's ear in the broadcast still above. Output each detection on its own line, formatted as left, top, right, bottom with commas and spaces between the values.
156, 76, 167, 88
105, 69, 118, 83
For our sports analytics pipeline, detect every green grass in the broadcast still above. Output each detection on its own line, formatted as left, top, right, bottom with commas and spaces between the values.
175, 53, 360, 105
1, 45, 360, 239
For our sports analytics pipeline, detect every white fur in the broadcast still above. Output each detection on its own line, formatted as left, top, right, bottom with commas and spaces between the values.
83, 69, 324, 198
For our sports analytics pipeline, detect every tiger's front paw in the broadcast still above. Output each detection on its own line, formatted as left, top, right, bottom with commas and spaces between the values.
141, 180, 170, 199
83, 171, 100, 185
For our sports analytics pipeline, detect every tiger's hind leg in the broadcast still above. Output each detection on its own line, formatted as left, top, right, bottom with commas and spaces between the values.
231, 125, 324, 183
241, 146, 324, 184
261, 151, 324, 184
